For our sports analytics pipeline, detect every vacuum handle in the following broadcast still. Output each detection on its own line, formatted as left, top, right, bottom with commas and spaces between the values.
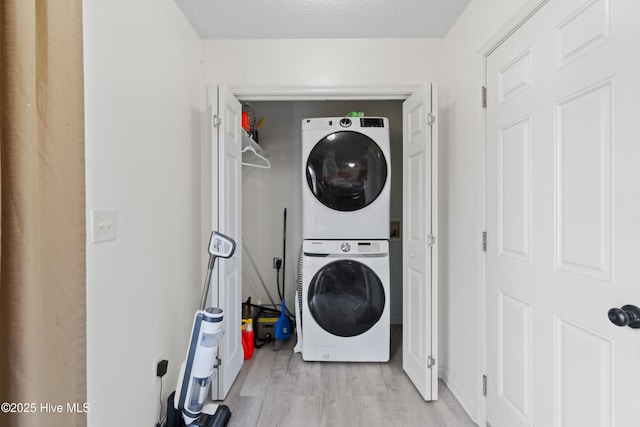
200, 232, 237, 311
209, 232, 236, 259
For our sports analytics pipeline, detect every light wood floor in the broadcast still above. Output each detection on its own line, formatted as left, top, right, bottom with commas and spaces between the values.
219, 325, 477, 427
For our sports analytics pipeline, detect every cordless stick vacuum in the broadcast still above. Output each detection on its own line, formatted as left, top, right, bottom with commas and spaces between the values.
166, 231, 236, 427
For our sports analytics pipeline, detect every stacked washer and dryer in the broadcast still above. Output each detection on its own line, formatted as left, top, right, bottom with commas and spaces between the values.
301, 117, 391, 362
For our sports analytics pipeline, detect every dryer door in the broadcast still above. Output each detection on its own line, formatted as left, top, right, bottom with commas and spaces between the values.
307, 259, 385, 337
306, 131, 388, 212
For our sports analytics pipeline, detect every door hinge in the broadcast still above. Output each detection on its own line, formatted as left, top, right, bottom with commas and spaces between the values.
483, 374, 487, 396
482, 86, 487, 108
427, 234, 436, 247
427, 356, 436, 368
427, 113, 436, 126
213, 114, 222, 128
482, 231, 487, 252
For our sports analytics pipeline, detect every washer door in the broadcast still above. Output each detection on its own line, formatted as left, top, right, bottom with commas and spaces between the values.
307, 260, 385, 337
306, 131, 387, 212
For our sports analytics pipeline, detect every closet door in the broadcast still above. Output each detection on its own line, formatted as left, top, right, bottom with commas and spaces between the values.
402, 82, 439, 401
485, 0, 640, 425
210, 84, 243, 400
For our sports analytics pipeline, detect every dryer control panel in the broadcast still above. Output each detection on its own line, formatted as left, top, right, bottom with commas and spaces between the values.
302, 116, 389, 131
360, 118, 385, 127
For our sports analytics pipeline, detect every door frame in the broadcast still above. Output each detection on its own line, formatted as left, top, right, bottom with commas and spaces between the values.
476, 0, 550, 424
227, 85, 419, 101
208, 82, 435, 382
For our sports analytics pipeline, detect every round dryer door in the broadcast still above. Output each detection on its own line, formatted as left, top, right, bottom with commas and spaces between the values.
307, 260, 385, 337
306, 131, 387, 212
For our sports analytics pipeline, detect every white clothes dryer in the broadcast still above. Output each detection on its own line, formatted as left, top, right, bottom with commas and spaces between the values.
301, 239, 390, 362
302, 117, 391, 240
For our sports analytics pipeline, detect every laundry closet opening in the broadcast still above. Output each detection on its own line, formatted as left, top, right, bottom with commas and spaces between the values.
240, 99, 404, 325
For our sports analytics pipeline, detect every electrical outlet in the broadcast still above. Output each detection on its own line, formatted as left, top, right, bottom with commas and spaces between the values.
90, 209, 116, 243
273, 257, 282, 269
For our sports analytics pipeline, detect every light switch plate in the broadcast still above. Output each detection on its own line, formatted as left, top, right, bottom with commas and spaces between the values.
90, 210, 116, 243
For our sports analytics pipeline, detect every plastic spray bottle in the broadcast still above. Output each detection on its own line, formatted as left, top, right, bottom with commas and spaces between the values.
242, 318, 254, 360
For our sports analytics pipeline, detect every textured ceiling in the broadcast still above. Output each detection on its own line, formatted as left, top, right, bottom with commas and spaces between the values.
175, 0, 471, 39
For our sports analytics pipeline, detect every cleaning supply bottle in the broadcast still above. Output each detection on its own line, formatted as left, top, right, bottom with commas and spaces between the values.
242, 318, 254, 360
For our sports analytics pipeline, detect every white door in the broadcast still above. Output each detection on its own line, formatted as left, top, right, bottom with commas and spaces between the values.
486, 0, 640, 425
402, 82, 439, 401
211, 84, 243, 400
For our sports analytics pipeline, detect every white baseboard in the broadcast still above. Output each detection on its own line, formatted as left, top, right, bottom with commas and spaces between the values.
440, 368, 480, 425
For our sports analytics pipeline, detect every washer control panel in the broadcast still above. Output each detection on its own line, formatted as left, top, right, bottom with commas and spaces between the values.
303, 240, 388, 256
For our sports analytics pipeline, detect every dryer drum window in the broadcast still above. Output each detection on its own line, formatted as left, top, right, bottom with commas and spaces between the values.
306, 131, 387, 212
307, 260, 385, 337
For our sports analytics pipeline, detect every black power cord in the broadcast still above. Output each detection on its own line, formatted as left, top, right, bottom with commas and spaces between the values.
156, 360, 168, 427
155, 377, 164, 427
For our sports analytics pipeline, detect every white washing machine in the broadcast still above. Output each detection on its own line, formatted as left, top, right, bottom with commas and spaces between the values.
301, 239, 390, 362
302, 117, 391, 240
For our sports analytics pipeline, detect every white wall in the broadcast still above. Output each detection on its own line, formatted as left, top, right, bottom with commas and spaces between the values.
83, 0, 203, 425
202, 39, 443, 94
440, 0, 532, 421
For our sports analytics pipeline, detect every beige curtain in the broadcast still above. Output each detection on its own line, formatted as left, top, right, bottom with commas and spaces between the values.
0, 1, 86, 426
